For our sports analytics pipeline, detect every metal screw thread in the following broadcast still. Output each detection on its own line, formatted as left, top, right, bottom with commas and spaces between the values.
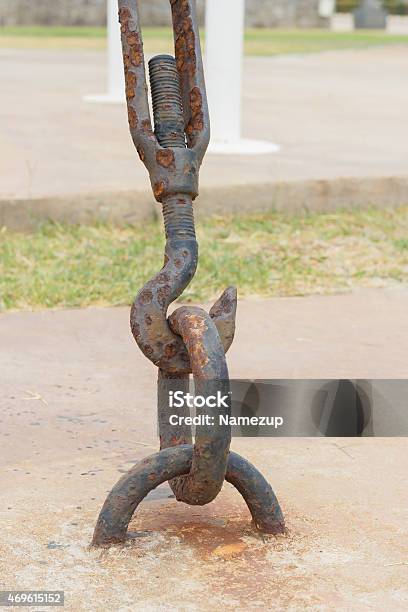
149, 55, 186, 148
162, 196, 196, 240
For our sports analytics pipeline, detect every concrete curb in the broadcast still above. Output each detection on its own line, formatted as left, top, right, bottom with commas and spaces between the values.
1, 175, 407, 230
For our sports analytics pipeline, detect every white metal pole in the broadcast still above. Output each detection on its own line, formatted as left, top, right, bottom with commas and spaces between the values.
205, 0, 279, 155
205, 0, 244, 144
107, 0, 125, 98
84, 0, 125, 103
318, 0, 336, 19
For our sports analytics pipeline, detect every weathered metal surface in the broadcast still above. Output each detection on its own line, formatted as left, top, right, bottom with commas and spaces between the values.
92, 446, 193, 547
162, 307, 231, 505
122, 30, 234, 373
92, 0, 285, 547
118, 0, 208, 204
92, 446, 284, 547
129, 196, 237, 373
149, 55, 186, 149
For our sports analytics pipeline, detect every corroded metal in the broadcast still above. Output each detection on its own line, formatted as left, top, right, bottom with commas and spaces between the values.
92, 446, 285, 546
163, 307, 231, 505
92, 0, 285, 547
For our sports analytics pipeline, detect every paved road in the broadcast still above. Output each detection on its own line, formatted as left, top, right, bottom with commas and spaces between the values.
1, 289, 408, 609
1, 45, 407, 200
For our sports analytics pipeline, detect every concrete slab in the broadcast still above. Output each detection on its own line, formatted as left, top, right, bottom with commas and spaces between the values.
1, 289, 408, 609
2, 175, 408, 231
1, 45, 407, 202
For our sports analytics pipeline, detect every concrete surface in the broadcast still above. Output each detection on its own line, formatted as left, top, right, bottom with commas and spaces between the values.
1, 45, 408, 228
1, 288, 408, 610
3, 175, 408, 231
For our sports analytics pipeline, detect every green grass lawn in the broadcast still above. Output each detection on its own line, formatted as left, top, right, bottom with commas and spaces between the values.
1, 207, 407, 312
1, 25, 408, 54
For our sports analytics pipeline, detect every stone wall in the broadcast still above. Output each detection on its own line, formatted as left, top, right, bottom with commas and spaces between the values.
0, 0, 328, 28
0, 0, 106, 27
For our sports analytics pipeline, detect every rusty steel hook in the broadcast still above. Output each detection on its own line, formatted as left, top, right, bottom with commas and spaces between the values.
119, 0, 236, 374
92, 0, 285, 547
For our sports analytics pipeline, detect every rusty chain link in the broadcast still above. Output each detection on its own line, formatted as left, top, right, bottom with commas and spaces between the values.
92, 0, 285, 547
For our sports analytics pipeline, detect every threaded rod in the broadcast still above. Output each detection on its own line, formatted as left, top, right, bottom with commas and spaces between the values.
149, 55, 186, 148
162, 195, 196, 240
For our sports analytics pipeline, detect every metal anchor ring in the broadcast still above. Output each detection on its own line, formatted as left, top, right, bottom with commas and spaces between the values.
92, 446, 285, 546
92, 0, 285, 547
